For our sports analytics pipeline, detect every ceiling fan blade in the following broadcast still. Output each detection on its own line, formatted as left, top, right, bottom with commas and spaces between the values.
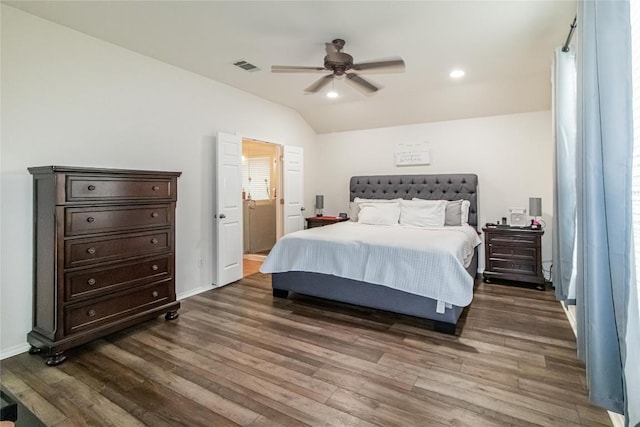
345, 73, 379, 93
352, 59, 405, 73
304, 74, 334, 93
271, 65, 327, 73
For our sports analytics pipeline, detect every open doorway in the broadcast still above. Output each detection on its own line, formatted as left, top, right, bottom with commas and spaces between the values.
242, 139, 281, 274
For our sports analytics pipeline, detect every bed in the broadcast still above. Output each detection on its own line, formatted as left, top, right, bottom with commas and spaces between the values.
260, 174, 479, 334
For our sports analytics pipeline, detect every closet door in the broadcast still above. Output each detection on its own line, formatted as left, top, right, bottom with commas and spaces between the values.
283, 145, 304, 235
214, 132, 243, 286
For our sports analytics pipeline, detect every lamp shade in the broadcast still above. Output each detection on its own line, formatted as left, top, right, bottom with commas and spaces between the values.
315, 195, 324, 210
529, 197, 542, 216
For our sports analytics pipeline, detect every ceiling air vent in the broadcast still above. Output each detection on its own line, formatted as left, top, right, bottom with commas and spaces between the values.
233, 60, 260, 72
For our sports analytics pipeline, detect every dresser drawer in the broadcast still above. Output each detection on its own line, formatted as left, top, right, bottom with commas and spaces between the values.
65, 255, 171, 302
65, 230, 171, 268
66, 176, 175, 202
65, 205, 171, 236
488, 259, 537, 276
488, 245, 536, 261
65, 281, 172, 335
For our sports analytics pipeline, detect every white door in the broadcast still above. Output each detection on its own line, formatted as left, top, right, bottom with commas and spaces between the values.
214, 132, 243, 286
283, 145, 304, 234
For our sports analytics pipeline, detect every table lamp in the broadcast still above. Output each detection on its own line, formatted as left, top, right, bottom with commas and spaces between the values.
315, 195, 324, 217
529, 197, 542, 229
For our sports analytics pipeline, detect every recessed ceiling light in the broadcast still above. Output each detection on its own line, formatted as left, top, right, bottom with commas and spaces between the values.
326, 90, 339, 99
449, 69, 465, 79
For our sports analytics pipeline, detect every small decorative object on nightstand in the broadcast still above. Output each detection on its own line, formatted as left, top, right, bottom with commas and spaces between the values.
306, 216, 349, 228
482, 224, 545, 290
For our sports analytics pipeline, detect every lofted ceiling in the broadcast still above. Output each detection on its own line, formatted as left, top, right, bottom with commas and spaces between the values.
4, 1, 576, 134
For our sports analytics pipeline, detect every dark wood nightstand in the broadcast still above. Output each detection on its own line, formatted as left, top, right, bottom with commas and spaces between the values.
482, 225, 545, 290
306, 216, 349, 228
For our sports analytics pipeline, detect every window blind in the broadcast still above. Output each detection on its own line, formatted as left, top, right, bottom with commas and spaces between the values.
242, 156, 271, 201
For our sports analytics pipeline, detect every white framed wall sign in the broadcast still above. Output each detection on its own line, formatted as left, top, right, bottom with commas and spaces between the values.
394, 143, 431, 166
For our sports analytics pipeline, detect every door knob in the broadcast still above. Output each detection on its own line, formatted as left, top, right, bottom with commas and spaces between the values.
219, 214, 226, 219
300, 207, 306, 211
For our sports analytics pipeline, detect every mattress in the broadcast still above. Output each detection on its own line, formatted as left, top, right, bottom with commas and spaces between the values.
260, 221, 481, 307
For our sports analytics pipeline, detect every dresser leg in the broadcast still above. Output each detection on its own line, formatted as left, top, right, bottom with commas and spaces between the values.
165, 310, 179, 321
28, 345, 43, 355
45, 351, 66, 366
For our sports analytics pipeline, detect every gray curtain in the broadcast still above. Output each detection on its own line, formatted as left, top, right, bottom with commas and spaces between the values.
575, 0, 636, 423
552, 47, 578, 302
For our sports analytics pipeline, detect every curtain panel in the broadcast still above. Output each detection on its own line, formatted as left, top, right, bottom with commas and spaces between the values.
576, 1, 638, 424
552, 48, 578, 303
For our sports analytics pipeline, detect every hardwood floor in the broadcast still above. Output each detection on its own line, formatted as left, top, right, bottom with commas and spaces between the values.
1, 274, 611, 426
243, 259, 263, 277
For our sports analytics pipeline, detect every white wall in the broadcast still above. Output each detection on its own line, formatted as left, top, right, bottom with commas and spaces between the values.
314, 111, 554, 272
0, 6, 318, 357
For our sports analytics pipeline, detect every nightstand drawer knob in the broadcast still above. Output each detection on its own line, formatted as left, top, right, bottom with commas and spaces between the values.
87, 278, 96, 286
151, 264, 159, 271
152, 291, 159, 298
150, 238, 158, 244
86, 217, 95, 223
152, 186, 160, 191
87, 309, 96, 317
87, 247, 96, 255
151, 212, 159, 218
87, 185, 96, 191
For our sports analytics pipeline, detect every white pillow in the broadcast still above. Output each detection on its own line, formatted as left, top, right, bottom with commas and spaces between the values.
401, 199, 447, 227
413, 198, 471, 226
350, 198, 401, 221
357, 202, 400, 225
460, 200, 471, 224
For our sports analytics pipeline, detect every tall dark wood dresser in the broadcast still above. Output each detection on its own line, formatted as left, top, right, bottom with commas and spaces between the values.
27, 166, 181, 365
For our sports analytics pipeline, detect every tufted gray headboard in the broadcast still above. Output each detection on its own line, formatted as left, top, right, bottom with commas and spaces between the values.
349, 174, 478, 227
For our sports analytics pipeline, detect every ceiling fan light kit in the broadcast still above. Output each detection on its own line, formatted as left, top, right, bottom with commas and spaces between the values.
271, 39, 405, 95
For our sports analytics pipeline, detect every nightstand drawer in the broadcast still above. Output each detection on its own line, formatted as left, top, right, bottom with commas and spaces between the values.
488, 259, 537, 276
488, 233, 538, 245
488, 245, 536, 260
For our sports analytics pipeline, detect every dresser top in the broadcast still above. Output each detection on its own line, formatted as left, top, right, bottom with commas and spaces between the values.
28, 166, 182, 177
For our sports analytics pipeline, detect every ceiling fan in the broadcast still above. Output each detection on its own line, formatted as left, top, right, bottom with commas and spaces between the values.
271, 39, 405, 94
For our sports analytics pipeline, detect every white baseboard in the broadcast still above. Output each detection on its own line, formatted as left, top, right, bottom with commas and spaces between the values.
608, 411, 625, 427
177, 284, 217, 301
243, 254, 266, 261
1, 285, 218, 360
0, 343, 30, 360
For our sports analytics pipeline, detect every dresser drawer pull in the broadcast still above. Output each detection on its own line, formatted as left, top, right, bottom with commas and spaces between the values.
87, 309, 96, 317
86, 217, 96, 223
151, 264, 159, 271
152, 291, 159, 298
87, 247, 96, 255
87, 278, 96, 286
151, 212, 159, 218
87, 185, 96, 191
150, 238, 158, 244
152, 186, 160, 191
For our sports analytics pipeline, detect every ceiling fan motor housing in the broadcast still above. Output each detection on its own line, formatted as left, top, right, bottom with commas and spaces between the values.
324, 52, 353, 75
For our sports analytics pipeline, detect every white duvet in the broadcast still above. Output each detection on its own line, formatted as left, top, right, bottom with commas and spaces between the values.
260, 222, 481, 307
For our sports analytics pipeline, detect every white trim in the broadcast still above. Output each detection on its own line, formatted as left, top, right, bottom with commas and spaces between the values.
608, 411, 625, 427
243, 254, 266, 261
0, 343, 30, 360
177, 285, 216, 301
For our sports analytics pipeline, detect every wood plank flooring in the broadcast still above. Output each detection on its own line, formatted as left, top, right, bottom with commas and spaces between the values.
1, 274, 611, 426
